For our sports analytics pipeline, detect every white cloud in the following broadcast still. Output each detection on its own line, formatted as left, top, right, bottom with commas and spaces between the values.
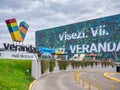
0, 0, 43, 14
0, 0, 120, 47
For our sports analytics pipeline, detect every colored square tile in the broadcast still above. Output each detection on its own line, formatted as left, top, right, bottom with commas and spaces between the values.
10, 33, 16, 41
10, 31, 23, 42
8, 26, 19, 32
12, 26, 19, 32
5, 18, 16, 24
19, 21, 29, 29
20, 31, 25, 39
8, 22, 17, 27
19, 27, 27, 34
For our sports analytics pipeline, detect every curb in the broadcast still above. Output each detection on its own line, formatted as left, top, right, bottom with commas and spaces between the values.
103, 72, 120, 83
29, 80, 37, 90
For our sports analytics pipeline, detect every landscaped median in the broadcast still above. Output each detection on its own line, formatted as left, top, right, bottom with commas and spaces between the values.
103, 72, 120, 83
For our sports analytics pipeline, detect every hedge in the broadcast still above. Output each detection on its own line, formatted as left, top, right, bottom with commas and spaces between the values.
57, 60, 69, 70
41, 60, 49, 74
40, 60, 114, 74
49, 60, 56, 72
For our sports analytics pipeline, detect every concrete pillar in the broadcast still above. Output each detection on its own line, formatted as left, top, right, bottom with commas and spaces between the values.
31, 59, 41, 80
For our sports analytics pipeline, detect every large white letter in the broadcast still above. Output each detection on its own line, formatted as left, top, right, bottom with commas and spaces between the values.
70, 45, 76, 53
116, 42, 120, 51
107, 42, 116, 52
98, 42, 106, 52
91, 27, 98, 37
59, 33, 64, 41
82, 44, 89, 53
76, 45, 82, 53
72, 33, 77, 39
90, 43, 97, 52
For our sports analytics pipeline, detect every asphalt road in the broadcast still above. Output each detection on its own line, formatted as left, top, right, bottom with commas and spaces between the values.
109, 73, 120, 79
80, 72, 120, 90
32, 71, 120, 90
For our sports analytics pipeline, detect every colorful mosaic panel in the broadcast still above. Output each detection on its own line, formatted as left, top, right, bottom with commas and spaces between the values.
5, 18, 23, 42
19, 21, 29, 41
5, 19, 29, 42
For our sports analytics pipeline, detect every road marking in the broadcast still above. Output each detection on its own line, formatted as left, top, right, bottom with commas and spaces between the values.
29, 80, 36, 90
103, 72, 120, 83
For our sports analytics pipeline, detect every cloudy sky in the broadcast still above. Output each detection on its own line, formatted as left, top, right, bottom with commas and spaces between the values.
0, 0, 120, 48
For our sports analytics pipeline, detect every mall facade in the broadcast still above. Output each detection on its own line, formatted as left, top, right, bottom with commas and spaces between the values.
35, 14, 120, 61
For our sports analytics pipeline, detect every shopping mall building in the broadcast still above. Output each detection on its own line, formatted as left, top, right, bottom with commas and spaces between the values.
35, 14, 120, 61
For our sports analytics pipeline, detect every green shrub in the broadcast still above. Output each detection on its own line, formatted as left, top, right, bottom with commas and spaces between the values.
89, 61, 94, 68
109, 61, 115, 67
101, 61, 114, 67
49, 60, 56, 72
41, 60, 56, 74
70, 60, 75, 69
41, 60, 49, 74
58, 60, 69, 70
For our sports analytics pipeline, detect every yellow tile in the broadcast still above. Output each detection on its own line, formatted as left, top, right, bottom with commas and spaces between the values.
10, 33, 16, 41
10, 22, 17, 27
10, 31, 23, 42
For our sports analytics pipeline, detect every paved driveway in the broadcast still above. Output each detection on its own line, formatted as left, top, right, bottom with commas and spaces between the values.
32, 71, 120, 90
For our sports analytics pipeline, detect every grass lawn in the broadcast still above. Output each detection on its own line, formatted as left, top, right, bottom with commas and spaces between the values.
0, 59, 34, 90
